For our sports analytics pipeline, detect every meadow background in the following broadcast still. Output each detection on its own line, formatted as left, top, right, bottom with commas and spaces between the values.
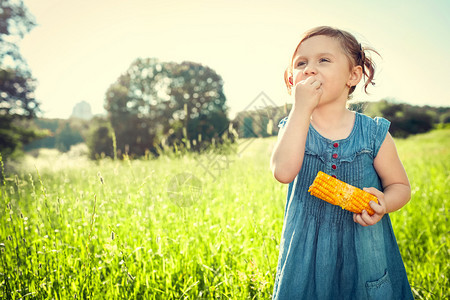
1, 127, 449, 299
1, 2, 449, 298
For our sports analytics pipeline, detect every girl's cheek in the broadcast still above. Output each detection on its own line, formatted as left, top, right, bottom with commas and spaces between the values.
294, 72, 303, 83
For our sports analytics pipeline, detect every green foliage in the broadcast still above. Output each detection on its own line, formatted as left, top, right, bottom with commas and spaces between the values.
0, 0, 36, 39
25, 118, 89, 153
54, 123, 84, 152
168, 61, 229, 152
235, 103, 289, 139
242, 117, 257, 138
0, 68, 38, 117
0, 0, 38, 116
86, 117, 114, 159
0, 0, 42, 159
440, 111, 450, 123
185, 110, 231, 151
0, 115, 47, 159
34, 118, 60, 132
100, 58, 230, 159
349, 99, 450, 138
372, 100, 434, 137
1, 129, 448, 298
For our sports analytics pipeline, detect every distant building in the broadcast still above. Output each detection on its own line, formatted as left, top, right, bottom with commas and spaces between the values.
71, 101, 93, 120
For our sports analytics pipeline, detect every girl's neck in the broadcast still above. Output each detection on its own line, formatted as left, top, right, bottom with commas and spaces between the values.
310, 106, 356, 141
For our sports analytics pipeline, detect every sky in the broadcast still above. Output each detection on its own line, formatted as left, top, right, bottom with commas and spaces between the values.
20, 0, 450, 119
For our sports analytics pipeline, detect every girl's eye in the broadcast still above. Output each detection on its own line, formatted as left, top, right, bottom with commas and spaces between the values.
319, 58, 330, 63
296, 61, 306, 67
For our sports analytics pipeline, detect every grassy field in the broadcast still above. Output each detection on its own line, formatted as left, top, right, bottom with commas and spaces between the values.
1, 128, 449, 299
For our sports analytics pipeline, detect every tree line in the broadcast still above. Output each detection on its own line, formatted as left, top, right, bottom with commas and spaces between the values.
24, 58, 233, 159
236, 100, 450, 139
24, 99, 450, 159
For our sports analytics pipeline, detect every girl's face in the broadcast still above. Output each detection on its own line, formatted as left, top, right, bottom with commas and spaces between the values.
292, 35, 357, 103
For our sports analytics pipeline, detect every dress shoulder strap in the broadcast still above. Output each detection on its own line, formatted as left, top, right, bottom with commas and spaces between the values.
369, 116, 391, 157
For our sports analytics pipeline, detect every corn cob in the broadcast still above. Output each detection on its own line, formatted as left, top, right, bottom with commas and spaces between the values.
308, 171, 378, 215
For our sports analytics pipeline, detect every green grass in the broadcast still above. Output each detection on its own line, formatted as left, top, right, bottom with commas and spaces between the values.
0, 129, 448, 299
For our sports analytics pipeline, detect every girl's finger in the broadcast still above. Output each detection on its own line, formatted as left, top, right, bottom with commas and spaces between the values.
360, 210, 374, 226
363, 187, 383, 198
302, 76, 315, 85
355, 213, 369, 227
369, 200, 384, 214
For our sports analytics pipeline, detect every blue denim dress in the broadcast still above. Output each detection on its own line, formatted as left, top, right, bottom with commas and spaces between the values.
272, 112, 414, 300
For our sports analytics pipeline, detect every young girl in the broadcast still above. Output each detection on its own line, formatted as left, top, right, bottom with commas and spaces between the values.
270, 26, 414, 299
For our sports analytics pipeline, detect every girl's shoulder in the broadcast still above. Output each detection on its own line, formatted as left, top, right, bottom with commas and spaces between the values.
357, 112, 390, 127
355, 112, 391, 156
357, 112, 390, 137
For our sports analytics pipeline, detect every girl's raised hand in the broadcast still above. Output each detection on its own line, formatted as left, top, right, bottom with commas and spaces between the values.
353, 187, 387, 226
293, 75, 322, 112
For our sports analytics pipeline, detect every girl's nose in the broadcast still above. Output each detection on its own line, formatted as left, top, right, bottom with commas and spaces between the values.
303, 65, 317, 75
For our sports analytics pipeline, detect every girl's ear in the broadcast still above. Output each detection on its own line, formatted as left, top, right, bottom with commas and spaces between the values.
348, 65, 363, 87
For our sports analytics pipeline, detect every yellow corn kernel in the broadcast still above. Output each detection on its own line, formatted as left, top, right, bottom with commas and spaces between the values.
308, 171, 378, 215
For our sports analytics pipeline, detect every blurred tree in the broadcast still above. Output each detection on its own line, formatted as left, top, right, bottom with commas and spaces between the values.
167, 61, 229, 151
23, 118, 59, 150
24, 118, 90, 152
99, 59, 229, 158
55, 122, 84, 152
0, 116, 44, 158
0, 0, 43, 158
234, 105, 284, 138
260, 115, 270, 137
242, 117, 256, 138
441, 112, 450, 124
86, 117, 114, 159
371, 100, 434, 137
104, 58, 168, 157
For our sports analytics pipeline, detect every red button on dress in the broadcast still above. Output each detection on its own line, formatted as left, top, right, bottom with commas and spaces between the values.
332, 153, 338, 159
333, 142, 339, 148
332, 164, 337, 170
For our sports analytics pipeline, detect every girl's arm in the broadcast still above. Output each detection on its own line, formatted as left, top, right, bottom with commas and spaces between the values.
270, 76, 322, 184
270, 107, 312, 184
354, 132, 411, 226
373, 132, 411, 212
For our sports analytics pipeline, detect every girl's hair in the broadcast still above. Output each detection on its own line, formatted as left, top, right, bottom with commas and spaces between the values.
284, 26, 380, 97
